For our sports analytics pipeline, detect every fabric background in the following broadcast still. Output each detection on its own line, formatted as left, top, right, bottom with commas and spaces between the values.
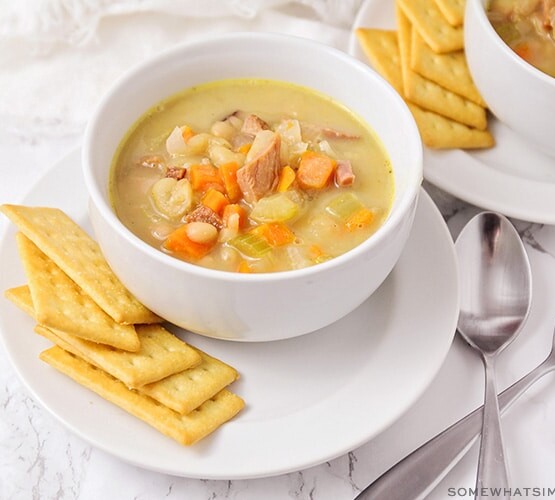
0, 0, 362, 137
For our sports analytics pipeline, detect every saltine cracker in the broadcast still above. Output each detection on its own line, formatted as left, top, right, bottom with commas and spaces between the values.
398, 0, 463, 53
40, 346, 245, 446
16, 233, 141, 352
0, 204, 160, 325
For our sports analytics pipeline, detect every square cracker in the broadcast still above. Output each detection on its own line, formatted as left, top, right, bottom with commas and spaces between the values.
7, 285, 239, 412
354, 18, 494, 149
411, 29, 486, 107
355, 28, 404, 95
397, 6, 487, 130
39, 346, 245, 446
36, 324, 237, 414
35, 323, 202, 388
407, 103, 494, 149
8, 286, 201, 387
434, 0, 465, 27
141, 349, 239, 415
0, 205, 160, 325
16, 233, 141, 352
398, 0, 463, 53
4, 285, 35, 318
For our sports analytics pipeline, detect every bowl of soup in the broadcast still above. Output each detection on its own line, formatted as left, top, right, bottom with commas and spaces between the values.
465, 0, 555, 157
83, 33, 422, 341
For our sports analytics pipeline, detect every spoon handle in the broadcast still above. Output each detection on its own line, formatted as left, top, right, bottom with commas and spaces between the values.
354, 357, 552, 500
475, 355, 509, 499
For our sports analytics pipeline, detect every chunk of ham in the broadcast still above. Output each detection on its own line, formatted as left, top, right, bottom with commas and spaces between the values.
165, 167, 186, 180
185, 205, 223, 229
236, 130, 281, 202
241, 114, 270, 136
335, 160, 355, 187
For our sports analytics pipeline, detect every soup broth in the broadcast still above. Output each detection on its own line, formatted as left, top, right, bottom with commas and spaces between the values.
488, 0, 555, 77
111, 79, 394, 273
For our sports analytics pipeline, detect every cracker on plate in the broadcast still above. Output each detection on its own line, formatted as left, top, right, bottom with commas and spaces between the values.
407, 103, 494, 149
35, 323, 202, 388
15, 233, 141, 352
434, 0, 465, 27
355, 28, 404, 95
0, 204, 160, 325
141, 349, 239, 415
410, 29, 486, 107
354, 18, 494, 149
397, 5, 487, 130
398, 0, 464, 53
40, 346, 245, 446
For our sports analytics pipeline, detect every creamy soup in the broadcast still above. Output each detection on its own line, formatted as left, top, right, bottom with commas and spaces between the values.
488, 0, 555, 77
111, 79, 394, 273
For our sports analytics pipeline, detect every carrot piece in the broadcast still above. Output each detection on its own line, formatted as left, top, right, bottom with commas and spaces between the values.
514, 43, 531, 61
219, 161, 242, 202
237, 260, 252, 273
345, 208, 374, 231
237, 143, 252, 155
296, 151, 336, 190
308, 244, 324, 260
181, 125, 195, 143
308, 244, 330, 264
188, 164, 225, 193
252, 223, 295, 246
201, 188, 229, 216
223, 204, 247, 231
277, 165, 296, 192
164, 224, 215, 259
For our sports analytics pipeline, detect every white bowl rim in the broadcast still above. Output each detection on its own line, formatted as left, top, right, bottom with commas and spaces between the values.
468, 0, 555, 86
83, 31, 423, 284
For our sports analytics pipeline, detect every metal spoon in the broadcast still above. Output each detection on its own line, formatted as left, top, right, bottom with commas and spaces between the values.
456, 212, 531, 498
354, 212, 532, 500
355, 326, 554, 500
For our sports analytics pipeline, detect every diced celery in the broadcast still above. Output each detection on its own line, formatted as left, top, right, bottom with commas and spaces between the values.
228, 232, 272, 258
325, 192, 363, 221
250, 193, 299, 223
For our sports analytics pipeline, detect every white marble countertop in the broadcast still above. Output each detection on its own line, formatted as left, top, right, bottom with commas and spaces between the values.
2, 3, 555, 499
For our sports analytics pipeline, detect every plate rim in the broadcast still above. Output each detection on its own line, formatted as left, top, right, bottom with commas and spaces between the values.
0, 147, 459, 479
349, 0, 555, 225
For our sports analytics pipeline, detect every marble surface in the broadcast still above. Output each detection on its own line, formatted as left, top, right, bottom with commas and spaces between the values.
2, 7, 555, 500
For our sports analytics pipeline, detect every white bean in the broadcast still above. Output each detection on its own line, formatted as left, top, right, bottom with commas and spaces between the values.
211, 120, 236, 141
150, 178, 193, 219
186, 133, 211, 155
185, 222, 218, 244
227, 115, 243, 130
209, 144, 245, 167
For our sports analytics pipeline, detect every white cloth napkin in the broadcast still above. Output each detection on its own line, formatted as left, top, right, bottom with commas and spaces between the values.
0, 0, 361, 137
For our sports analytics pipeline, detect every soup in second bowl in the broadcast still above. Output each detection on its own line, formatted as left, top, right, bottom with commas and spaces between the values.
488, 0, 555, 77
111, 79, 394, 273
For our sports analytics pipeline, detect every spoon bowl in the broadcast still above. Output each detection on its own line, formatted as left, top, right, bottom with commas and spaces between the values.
457, 212, 532, 355
455, 212, 532, 498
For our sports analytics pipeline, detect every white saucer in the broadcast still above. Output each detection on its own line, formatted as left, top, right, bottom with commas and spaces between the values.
350, 0, 555, 224
0, 148, 458, 479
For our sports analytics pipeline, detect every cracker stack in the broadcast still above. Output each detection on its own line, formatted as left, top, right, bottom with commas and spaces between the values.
1, 204, 244, 446
356, 0, 494, 149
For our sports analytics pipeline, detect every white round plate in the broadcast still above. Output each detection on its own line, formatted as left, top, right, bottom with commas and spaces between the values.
350, 0, 555, 224
0, 148, 458, 479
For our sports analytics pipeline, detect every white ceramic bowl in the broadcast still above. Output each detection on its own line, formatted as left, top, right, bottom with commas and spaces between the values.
465, 0, 555, 158
83, 33, 422, 342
